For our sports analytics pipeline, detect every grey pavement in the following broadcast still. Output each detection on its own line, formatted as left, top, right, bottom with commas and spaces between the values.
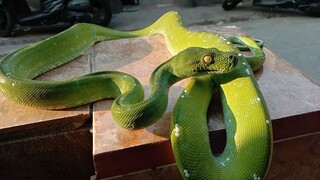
226, 16, 320, 85
0, 3, 319, 84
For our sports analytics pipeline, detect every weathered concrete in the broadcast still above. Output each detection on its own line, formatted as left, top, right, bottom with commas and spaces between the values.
223, 16, 320, 84
0, 126, 94, 180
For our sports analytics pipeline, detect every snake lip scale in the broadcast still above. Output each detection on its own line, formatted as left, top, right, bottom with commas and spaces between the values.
0, 11, 272, 179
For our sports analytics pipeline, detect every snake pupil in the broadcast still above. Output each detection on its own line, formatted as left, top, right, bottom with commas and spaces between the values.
203, 55, 213, 64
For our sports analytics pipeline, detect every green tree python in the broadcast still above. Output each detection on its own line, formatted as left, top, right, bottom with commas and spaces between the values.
0, 11, 272, 179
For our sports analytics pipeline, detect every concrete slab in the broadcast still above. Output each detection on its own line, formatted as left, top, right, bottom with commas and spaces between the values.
0, 49, 91, 138
0, 127, 94, 180
0, 48, 93, 180
222, 16, 320, 84
96, 132, 320, 180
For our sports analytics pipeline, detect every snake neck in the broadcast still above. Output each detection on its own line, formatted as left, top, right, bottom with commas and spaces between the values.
112, 59, 181, 129
149, 60, 180, 94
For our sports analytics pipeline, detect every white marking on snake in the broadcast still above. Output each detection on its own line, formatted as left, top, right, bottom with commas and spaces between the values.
245, 68, 250, 75
174, 124, 180, 137
184, 169, 190, 177
253, 173, 261, 180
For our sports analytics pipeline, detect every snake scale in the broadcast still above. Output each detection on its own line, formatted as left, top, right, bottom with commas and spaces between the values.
0, 11, 272, 179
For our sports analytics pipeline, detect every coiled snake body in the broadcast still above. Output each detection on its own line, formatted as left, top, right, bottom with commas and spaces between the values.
0, 11, 272, 179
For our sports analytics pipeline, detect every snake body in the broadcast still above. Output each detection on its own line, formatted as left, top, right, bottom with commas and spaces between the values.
171, 38, 272, 179
0, 11, 272, 179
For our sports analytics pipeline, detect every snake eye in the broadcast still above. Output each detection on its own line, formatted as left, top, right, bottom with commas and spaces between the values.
203, 55, 213, 64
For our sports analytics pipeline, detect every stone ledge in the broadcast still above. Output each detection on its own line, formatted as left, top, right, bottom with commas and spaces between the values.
0, 50, 92, 138
0, 126, 94, 180
0, 47, 94, 179
94, 132, 320, 180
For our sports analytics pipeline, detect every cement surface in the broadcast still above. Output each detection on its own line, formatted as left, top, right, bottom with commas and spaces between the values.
226, 16, 320, 85
0, 3, 319, 83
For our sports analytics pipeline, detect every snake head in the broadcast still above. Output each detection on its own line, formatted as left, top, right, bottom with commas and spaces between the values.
171, 47, 238, 78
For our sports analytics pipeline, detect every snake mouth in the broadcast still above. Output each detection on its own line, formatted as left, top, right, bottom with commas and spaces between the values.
207, 69, 229, 74
207, 55, 238, 74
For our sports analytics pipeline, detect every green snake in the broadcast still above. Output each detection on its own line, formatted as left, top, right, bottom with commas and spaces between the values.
0, 11, 272, 179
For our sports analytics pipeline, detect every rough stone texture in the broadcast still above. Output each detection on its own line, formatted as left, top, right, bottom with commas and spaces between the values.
0, 48, 93, 179
0, 127, 94, 180
0, 51, 91, 136
96, 133, 320, 180
266, 133, 320, 180
91, 26, 320, 179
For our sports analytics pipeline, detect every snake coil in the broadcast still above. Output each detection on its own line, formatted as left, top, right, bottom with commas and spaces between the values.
0, 11, 272, 179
